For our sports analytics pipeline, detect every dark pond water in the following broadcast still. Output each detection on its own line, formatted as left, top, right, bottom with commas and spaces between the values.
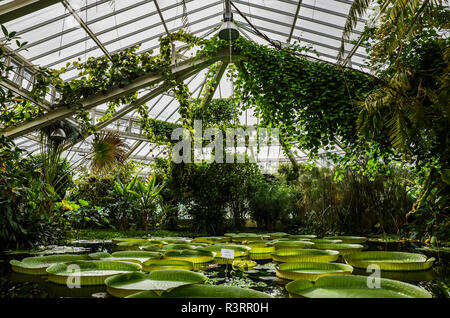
0, 240, 448, 298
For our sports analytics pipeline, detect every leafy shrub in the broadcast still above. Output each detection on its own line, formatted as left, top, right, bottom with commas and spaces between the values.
0, 139, 67, 249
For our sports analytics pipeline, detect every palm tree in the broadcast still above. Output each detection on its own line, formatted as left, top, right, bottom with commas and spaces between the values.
90, 131, 130, 173
338, 0, 447, 67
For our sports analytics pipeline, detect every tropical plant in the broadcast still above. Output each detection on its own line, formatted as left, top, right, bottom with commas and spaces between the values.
90, 131, 130, 173
0, 138, 67, 249
112, 175, 140, 230
132, 175, 165, 230
339, 0, 448, 67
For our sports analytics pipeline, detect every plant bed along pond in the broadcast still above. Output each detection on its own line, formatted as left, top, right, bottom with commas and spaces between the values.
0, 236, 448, 298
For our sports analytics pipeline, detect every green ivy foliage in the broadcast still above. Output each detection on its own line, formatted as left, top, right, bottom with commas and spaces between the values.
229, 37, 378, 158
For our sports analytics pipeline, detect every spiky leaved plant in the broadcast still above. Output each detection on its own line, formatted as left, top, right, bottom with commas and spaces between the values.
90, 131, 130, 174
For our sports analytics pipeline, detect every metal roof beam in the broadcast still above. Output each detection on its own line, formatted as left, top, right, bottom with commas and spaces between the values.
287, 1, 302, 43
61, 0, 112, 60
0, 0, 62, 24
2, 48, 239, 139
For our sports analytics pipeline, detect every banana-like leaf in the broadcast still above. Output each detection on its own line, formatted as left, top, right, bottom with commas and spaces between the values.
276, 262, 353, 281
273, 240, 315, 250
313, 243, 364, 255
126, 284, 273, 298
105, 270, 206, 297
272, 249, 339, 263
163, 249, 215, 264
285, 275, 432, 298
323, 236, 367, 244
142, 259, 194, 272
10, 254, 90, 275
344, 251, 435, 271
46, 260, 141, 286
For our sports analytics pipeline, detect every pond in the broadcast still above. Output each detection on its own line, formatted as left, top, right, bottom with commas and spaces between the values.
0, 239, 448, 298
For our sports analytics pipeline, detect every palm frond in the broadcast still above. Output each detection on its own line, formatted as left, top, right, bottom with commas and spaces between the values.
90, 131, 130, 173
338, 0, 373, 62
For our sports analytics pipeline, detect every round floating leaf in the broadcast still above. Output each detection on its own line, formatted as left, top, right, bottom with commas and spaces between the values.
230, 233, 268, 243
272, 249, 339, 263
201, 244, 251, 258
164, 249, 215, 264
89, 251, 162, 264
160, 238, 192, 244
247, 242, 275, 254
46, 260, 141, 285
344, 251, 435, 271
313, 243, 364, 255
162, 244, 204, 251
310, 239, 343, 244
289, 235, 317, 239
105, 270, 206, 297
140, 245, 163, 252
323, 236, 367, 244
192, 237, 230, 244
142, 259, 194, 272
10, 254, 90, 275
265, 232, 289, 239
352, 268, 437, 283
250, 253, 273, 260
126, 284, 273, 298
274, 241, 315, 250
232, 259, 257, 271
285, 275, 432, 298
112, 238, 149, 244
276, 262, 353, 281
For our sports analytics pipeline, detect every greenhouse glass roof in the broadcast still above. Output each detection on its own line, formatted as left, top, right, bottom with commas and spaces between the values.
1, 0, 372, 172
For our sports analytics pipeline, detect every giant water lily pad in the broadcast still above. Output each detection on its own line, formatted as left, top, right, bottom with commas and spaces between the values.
285, 275, 432, 298
142, 259, 194, 272
163, 249, 215, 264
10, 254, 90, 275
112, 238, 149, 244
272, 249, 339, 263
89, 251, 161, 264
162, 243, 204, 251
126, 284, 273, 298
289, 235, 317, 239
310, 239, 343, 244
323, 236, 367, 244
273, 241, 315, 250
230, 233, 268, 243
247, 242, 275, 254
191, 237, 230, 244
265, 232, 289, 239
105, 270, 206, 297
46, 260, 142, 285
313, 243, 364, 255
344, 251, 435, 271
276, 262, 353, 281
201, 244, 251, 258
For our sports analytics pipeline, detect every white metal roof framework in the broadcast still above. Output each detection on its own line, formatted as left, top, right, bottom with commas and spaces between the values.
0, 0, 370, 173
